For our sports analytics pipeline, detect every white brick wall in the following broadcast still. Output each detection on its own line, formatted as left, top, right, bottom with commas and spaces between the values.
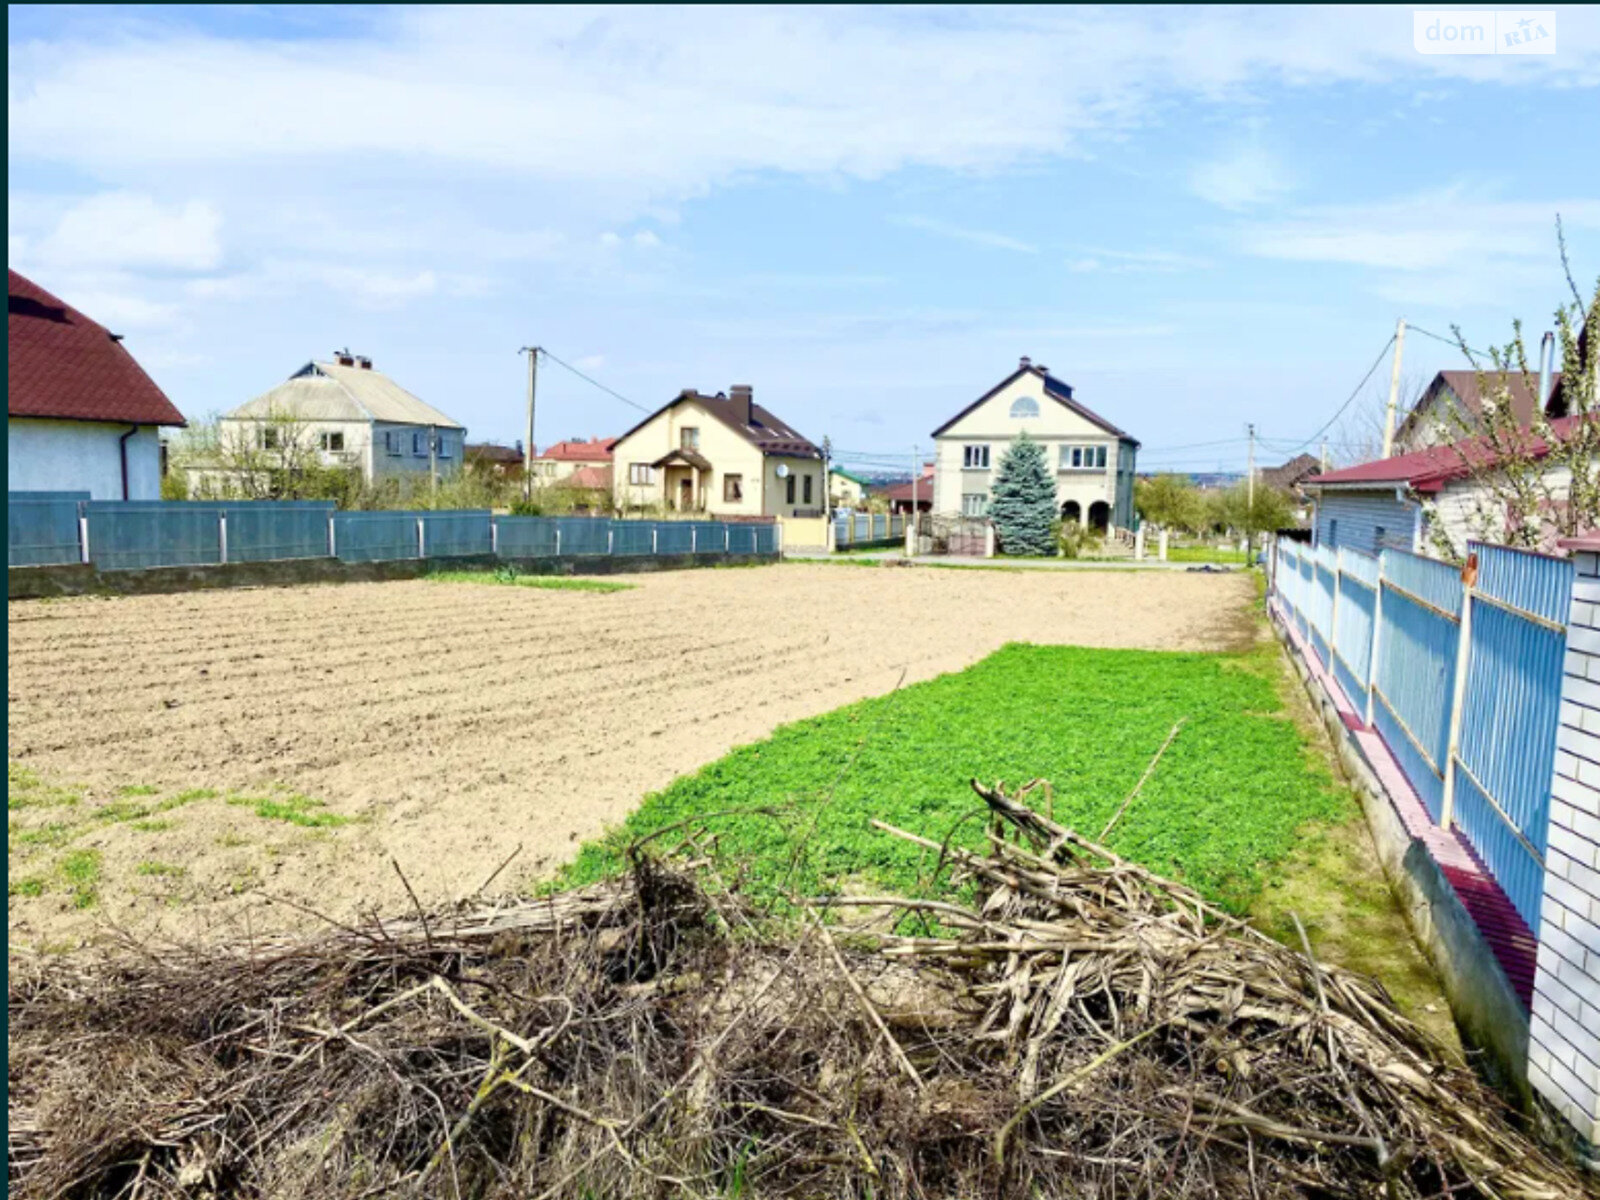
1530, 549, 1600, 1144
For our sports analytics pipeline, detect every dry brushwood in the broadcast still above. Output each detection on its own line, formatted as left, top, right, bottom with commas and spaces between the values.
8, 784, 1594, 1199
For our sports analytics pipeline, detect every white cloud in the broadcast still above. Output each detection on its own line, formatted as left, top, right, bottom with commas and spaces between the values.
1066, 247, 1211, 273
1236, 188, 1600, 307
894, 215, 1037, 254
1189, 146, 1293, 211
11, 191, 222, 273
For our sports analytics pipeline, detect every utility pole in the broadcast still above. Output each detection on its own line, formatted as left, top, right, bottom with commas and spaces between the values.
1382, 317, 1407, 458
1245, 423, 1256, 555
429, 424, 438, 495
519, 346, 539, 501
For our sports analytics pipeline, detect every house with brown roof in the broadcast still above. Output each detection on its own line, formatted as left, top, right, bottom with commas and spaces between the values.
885, 463, 935, 514
610, 385, 822, 517
465, 441, 526, 476
930, 357, 1139, 530
1394, 369, 1565, 455
8, 270, 188, 499
1260, 452, 1323, 499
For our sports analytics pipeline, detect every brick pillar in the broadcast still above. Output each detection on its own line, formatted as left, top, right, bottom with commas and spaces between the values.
1529, 543, 1600, 1148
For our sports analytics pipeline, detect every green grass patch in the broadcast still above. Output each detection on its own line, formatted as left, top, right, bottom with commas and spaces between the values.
227, 793, 349, 828
1166, 545, 1251, 564
60, 849, 102, 908
9, 820, 80, 849
8, 762, 83, 810
130, 819, 175, 833
428, 569, 632, 593
117, 784, 161, 797
170, 788, 218, 804
136, 860, 185, 878
9, 876, 46, 898
564, 643, 1350, 913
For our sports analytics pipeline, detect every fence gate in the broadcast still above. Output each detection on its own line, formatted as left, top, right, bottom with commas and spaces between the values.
916, 514, 987, 556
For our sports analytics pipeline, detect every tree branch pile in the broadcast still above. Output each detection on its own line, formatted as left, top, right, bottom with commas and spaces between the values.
9, 783, 1590, 1198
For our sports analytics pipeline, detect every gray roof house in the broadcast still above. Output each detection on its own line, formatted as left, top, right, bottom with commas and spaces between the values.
217, 352, 466, 483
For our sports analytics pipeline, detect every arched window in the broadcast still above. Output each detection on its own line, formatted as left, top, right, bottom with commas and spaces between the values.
1009, 396, 1040, 419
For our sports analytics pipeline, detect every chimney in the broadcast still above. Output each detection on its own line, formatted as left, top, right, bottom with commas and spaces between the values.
1035, 363, 1048, 375
357, 355, 373, 370
335, 348, 355, 367
730, 384, 754, 426
1019, 355, 1032, 370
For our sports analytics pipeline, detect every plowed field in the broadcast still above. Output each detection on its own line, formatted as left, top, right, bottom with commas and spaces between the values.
8, 563, 1252, 945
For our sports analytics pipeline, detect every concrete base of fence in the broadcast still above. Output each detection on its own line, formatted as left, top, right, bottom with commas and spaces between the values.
8, 551, 779, 600
1269, 609, 1536, 1111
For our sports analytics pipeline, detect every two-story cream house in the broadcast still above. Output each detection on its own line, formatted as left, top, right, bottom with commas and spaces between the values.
931, 357, 1139, 530
611, 385, 823, 518
211, 352, 465, 486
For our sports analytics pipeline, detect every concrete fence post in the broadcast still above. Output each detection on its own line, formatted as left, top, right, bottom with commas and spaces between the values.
984, 524, 996, 559
1134, 527, 1146, 561
652, 525, 659, 555
827, 517, 838, 552
218, 511, 229, 565
79, 510, 90, 565
1158, 528, 1169, 562
774, 519, 784, 557
1527, 543, 1600, 1150
1366, 557, 1385, 729
328, 513, 337, 559
555, 526, 562, 556
1438, 581, 1475, 829
608, 526, 615, 555
417, 517, 427, 560
491, 517, 499, 558
690, 526, 696, 554
724, 525, 730, 552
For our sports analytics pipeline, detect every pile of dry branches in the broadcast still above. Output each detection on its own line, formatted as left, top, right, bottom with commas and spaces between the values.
9, 782, 1590, 1199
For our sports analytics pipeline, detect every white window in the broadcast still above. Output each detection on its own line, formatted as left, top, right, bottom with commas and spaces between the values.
680, 427, 700, 451
1060, 444, 1108, 470
1095, 445, 1107, 468
319, 431, 345, 452
629, 463, 654, 485
1009, 396, 1040, 419
962, 493, 987, 517
963, 444, 990, 469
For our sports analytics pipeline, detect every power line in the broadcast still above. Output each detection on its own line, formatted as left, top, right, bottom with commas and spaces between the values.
537, 348, 653, 415
1279, 334, 1397, 455
1407, 323, 1494, 360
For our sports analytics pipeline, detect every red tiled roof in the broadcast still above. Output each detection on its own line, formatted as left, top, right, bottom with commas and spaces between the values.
8, 270, 186, 427
1310, 415, 1584, 495
1397, 370, 1563, 446
1558, 531, 1600, 551
537, 437, 617, 462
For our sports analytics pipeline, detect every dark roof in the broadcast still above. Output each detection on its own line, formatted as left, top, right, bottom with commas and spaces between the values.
8, 270, 186, 427
930, 364, 1137, 445
617, 390, 821, 459
1309, 414, 1585, 495
465, 442, 524, 464
1396, 369, 1563, 444
651, 447, 713, 471
1260, 453, 1322, 491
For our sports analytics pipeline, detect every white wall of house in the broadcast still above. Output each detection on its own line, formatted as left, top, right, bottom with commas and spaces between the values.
1528, 547, 1600, 1146
932, 373, 1133, 524
8, 417, 163, 500
1426, 465, 1574, 557
216, 417, 462, 483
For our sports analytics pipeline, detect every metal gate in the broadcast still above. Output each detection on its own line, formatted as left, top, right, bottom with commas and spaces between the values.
915, 514, 988, 556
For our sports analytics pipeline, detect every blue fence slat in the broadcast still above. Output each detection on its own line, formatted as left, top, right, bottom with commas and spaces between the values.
654, 522, 695, 555
553, 517, 611, 556
611, 521, 654, 555
1381, 548, 1464, 615
1332, 551, 1378, 702
85, 502, 222, 571
493, 516, 558, 557
421, 510, 493, 558
8, 492, 88, 566
1372, 582, 1459, 821
332, 512, 420, 563
1471, 542, 1574, 627
1452, 766, 1546, 929
222, 502, 335, 563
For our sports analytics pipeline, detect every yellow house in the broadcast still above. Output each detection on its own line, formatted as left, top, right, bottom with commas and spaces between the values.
612, 385, 824, 518
829, 468, 870, 507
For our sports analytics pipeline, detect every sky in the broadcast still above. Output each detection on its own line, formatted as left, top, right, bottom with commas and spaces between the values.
9, 5, 1600, 476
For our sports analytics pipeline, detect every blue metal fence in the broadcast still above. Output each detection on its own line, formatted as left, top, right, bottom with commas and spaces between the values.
221, 501, 336, 563
11, 498, 779, 572
85, 501, 224, 571
1449, 544, 1573, 928
832, 512, 904, 548
8, 492, 88, 566
419, 511, 493, 558
332, 512, 420, 563
1270, 534, 1574, 932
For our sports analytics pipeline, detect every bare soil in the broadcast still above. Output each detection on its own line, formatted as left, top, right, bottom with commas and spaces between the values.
8, 563, 1251, 946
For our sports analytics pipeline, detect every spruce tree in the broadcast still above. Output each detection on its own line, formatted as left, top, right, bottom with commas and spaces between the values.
987, 432, 1058, 556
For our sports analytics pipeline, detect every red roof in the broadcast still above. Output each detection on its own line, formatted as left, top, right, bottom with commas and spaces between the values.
8, 270, 186, 427
537, 437, 617, 462
562, 465, 612, 490
1311, 415, 1584, 495
1558, 531, 1600, 552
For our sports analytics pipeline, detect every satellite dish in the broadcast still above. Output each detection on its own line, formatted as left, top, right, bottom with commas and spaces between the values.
775, 463, 790, 478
